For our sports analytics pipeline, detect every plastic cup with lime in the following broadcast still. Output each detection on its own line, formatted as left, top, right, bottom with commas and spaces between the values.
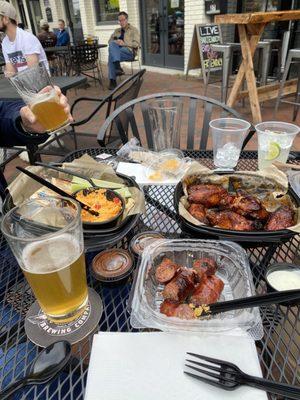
256, 121, 299, 170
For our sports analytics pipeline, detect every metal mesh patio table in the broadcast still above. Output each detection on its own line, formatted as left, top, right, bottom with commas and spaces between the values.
0, 148, 299, 399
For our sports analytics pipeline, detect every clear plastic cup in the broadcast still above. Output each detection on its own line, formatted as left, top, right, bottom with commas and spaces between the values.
7, 62, 69, 134
256, 121, 299, 170
209, 118, 251, 169
148, 98, 183, 151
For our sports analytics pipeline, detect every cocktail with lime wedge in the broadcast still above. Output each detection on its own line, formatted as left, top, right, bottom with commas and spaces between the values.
256, 122, 299, 170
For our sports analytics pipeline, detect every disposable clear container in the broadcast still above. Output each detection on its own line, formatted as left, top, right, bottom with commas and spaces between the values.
158, 149, 185, 177
130, 239, 263, 339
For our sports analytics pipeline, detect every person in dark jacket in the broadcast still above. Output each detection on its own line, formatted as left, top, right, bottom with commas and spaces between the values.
0, 86, 72, 198
38, 20, 57, 47
56, 19, 70, 46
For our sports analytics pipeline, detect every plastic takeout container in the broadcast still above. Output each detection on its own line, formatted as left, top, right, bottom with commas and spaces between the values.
130, 239, 263, 339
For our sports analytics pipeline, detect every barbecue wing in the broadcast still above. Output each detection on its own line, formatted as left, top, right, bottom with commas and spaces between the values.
265, 206, 294, 231
206, 210, 255, 231
188, 184, 227, 208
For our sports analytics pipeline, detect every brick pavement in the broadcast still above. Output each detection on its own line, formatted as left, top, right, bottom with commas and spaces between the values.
4, 67, 300, 184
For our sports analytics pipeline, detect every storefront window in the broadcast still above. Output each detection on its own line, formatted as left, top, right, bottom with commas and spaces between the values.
94, 0, 120, 24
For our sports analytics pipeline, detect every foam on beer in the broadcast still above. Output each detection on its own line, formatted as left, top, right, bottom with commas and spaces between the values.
23, 233, 81, 274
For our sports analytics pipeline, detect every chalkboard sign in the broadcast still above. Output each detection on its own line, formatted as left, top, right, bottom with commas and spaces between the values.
46, 7, 53, 23
185, 24, 223, 84
198, 24, 222, 72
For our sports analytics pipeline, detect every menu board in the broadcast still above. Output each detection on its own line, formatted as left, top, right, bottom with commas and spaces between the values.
185, 24, 223, 83
198, 24, 222, 71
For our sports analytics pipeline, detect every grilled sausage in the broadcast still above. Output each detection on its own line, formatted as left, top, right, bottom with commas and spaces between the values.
155, 258, 178, 284
205, 275, 224, 296
162, 268, 196, 301
190, 281, 219, 305
193, 258, 217, 280
160, 299, 180, 316
190, 275, 224, 306
173, 304, 195, 320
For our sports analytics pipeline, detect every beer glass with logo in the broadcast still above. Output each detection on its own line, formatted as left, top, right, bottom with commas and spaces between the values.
1, 197, 88, 324
8, 62, 69, 133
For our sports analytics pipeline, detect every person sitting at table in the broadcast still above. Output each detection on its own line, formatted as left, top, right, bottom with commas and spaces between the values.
107, 11, 140, 90
37, 19, 57, 48
0, 1, 49, 73
56, 19, 70, 46
0, 86, 72, 199
38, 19, 57, 74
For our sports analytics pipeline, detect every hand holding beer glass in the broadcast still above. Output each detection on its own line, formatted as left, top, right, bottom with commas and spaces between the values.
1, 197, 88, 324
8, 63, 70, 133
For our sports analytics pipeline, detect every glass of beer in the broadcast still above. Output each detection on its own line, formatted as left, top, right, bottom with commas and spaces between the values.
7, 62, 69, 133
1, 197, 88, 324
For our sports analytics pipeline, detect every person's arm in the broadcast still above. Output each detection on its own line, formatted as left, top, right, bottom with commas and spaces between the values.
60, 31, 70, 46
123, 27, 140, 50
23, 35, 43, 65
0, 87, 72, 147
108, 29, 117, 44
4, 62, 16, 75
2, 45, 17, 74
26, 53, 39, 67
0, 101, 48, 147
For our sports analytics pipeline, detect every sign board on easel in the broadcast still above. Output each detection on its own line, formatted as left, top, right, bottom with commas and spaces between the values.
185, 24, 222, 84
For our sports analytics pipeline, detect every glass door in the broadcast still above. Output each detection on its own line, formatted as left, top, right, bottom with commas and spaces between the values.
140, 0, 164, 67
140, 0, 184, 69
63, 0, 84, 43
26, 0, 43, 35
164, 0, 184, 69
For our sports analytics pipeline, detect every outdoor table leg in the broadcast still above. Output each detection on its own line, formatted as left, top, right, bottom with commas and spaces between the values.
227, 23, 265, 123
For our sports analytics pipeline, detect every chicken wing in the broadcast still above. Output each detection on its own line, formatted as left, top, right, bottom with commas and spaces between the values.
222, 191, 269, 221
188, 184, 227, 208
188, 203, 207, 223
265, 206, 294, 231
206, 210, 255, 231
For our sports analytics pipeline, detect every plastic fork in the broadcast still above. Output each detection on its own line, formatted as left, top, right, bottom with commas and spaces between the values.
184, 353, 300, 399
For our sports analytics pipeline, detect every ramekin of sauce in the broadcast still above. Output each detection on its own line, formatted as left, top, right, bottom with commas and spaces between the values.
129, 231, 165, 259
92, 249, 134, 286
265, 263, 300, 306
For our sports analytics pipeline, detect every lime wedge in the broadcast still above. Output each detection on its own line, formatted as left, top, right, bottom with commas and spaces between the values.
265, 142, 281, 160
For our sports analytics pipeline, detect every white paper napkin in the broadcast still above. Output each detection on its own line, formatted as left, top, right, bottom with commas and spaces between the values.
85, 332, 267, 400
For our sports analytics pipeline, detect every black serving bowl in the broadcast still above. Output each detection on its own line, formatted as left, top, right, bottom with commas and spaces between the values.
3, 173, 142, 252
174, 175, 300, 248
73, 187, 125, 230
265, 263, 300, 306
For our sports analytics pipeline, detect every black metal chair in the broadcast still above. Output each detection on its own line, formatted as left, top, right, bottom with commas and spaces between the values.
70, 43, 102, 86
69, 68, 146, 148
97, 93, 255, 150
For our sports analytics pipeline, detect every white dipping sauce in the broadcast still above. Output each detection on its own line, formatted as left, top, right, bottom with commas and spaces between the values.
267, 270, 300, 291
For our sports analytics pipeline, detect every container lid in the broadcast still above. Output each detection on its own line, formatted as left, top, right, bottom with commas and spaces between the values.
130, 231, 165, 257
92, 249, 133, 282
